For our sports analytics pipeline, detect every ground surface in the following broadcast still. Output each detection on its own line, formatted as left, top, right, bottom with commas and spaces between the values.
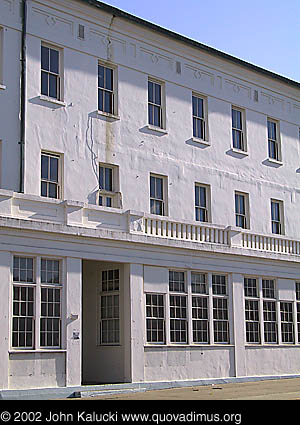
79, 377, 300, 400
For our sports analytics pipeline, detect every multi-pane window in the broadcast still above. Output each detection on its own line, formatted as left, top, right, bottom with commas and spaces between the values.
235, 192, 248, 229
280, 302, 294, 343
12, 256, 63, 350
99, 270, 120, 344
169, 271, 187, 343
212, 275, 229, 343
232, 108, 245, 151
12, 286, 35, 348
271, 200, 283, 235
146, 294, 165, 343
195, 184, 209, 222
245, 299, 260, 343
98, 64, 114, 115
40, 259, 61, 347
12, 257, 35, 349
192, 273, 209, 343
99, 164, 119, 208
244, 278, 260, 343
262, 279, 276, 299
296, 283, 300, 343
192, 95, 205, 140
148, 80, 163, 128
169, 271, 185, 292
150, 174, 165, 216
41, 44, 60, 100
41, 152, 61, 199
169, 295, 187, 343
263, 300, 277, 343
267, 119, 280, 161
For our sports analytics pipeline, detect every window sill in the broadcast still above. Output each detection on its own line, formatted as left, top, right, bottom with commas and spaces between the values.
265, 157, 283, 166
0, 84, 6, 90
39, 95, 66, 107
146, 124, 168, 135
192, 137, 210, 146
230, 147, 248, 156
97, 110, 120, 121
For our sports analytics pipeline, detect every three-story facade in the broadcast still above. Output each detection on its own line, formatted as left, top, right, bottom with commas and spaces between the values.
1, 0, 300, 393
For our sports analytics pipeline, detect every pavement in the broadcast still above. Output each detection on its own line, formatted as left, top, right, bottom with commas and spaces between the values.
78, 377, 300, 400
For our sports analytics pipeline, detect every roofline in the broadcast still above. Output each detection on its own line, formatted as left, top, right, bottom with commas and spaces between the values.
76, 0, 300, 91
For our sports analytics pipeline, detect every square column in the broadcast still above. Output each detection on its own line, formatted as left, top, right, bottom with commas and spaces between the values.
123, 264, 144, 382
0, 252, 11, 389
66, 257, 82, 387
231, 273, 246, 377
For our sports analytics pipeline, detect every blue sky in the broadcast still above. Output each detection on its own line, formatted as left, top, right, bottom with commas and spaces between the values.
101, 0, 300, 83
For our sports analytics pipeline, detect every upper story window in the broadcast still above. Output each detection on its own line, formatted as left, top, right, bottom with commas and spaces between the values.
267, 119, 281, 161
271, 199, 283, 235
99, 163, 120, 208
148, 80, 164, 129
41, 44, 61, 100
41, 152, 61, 199
232, 107, 246, 151
98, 63, 115, 115
195, 184, 209, 222
192, 95, 206, 140
235, 192, 249, 229
150, 174, 166, 216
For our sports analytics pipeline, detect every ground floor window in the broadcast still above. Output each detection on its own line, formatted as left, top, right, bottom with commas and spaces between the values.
99, 269, 120, 345
145, 271, 230, 345
244, 277, 300, 345
12, 255, 62, 350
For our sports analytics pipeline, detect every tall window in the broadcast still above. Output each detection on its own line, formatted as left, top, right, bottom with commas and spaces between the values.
98, 64, 114, 115
296, 282, 300, 343
12, 256, 63, 350
280, 302, 294, 343
41, 152, 61, 199
99, 270, 120, 344
169, 271, 187, 343
41, 44, 60, 100
235, 192, 249, 229
150, 174, 165, 216
192, 95, 205, 140
148, 80, 163, 128
212, 275, 229, 343
146, 294, 165, 343
12, 257, 35, 348
271, 200, 283, 235
99, 164, 119, 208
192, 272, 209, 343
244, 278, 260, 343
262, 279, 277, 343
267, 119, 280, 161
232, 108, 245, 151
40, 259, 61, 347
195, 184, 209, 222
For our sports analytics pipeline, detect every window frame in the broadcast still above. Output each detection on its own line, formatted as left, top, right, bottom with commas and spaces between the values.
267, 118, 281, 162
97, 62, 118, 118
192, 93, 207, 142
271, 199, 284, 235
98, 269, 120, 346
148, 78, 165, 130
231, 106, 246, 152
41, 42, 63, 101
11, 255, 64, 351
150, 173, 167, 216
235, 191, 250, 229
195, 183, 211, 223
145, 293, 165, 344
98, 163, 120, 208
41, 151, 62, 200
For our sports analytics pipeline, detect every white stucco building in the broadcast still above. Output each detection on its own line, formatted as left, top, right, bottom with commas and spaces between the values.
1, 0, 300, 395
